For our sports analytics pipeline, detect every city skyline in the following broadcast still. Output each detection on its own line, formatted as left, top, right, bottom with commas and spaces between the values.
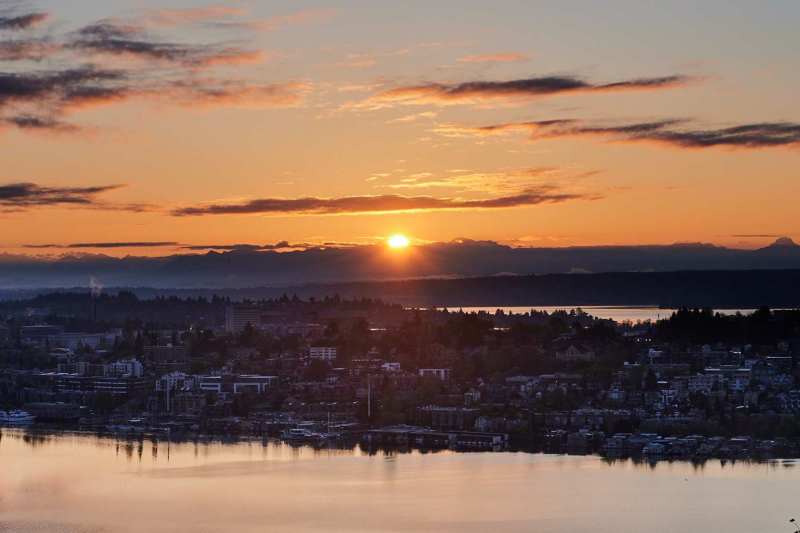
2, 0, 799, 255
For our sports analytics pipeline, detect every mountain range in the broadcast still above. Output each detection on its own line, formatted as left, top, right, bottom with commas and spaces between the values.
0, 238, 798, 289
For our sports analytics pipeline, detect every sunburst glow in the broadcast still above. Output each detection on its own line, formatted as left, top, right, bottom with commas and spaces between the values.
387, 234, 410, 249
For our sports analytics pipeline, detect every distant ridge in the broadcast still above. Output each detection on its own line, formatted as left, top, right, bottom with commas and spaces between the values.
760, 237, 799, 250
1, 240, 800, 289
4, 269, 800, 309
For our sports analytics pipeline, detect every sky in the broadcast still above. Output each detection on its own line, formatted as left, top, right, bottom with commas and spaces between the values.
1, 0, 799, 256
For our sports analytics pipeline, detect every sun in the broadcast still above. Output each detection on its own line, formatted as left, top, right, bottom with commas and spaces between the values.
387, 234, 410, 249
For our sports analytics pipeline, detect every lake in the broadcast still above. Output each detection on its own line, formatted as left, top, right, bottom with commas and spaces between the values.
1, 429, 798, 533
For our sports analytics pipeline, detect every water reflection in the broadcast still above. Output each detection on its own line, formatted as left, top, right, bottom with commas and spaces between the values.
1, 428, 798, 533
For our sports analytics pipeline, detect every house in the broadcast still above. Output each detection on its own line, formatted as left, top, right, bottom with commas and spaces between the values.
556, 344, 597, 362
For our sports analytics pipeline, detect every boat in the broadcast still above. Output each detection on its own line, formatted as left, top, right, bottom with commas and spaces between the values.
0, 410, 36, 425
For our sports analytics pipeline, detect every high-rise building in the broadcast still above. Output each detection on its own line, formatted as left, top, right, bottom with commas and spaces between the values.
225, 305, 263, 333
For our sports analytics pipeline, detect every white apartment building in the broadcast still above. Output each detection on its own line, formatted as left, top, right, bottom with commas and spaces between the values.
309, 346, 337, 361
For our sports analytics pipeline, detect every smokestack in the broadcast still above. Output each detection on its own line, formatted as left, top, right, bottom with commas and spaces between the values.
89, 276, 103, 323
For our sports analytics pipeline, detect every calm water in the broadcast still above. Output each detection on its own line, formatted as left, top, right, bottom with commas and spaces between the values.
1, 430, 798, 533
450, 306, 776, 323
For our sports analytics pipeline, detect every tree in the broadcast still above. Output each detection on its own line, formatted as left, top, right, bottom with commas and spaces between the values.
644, 369, 658, 391
304, 359, 329, 382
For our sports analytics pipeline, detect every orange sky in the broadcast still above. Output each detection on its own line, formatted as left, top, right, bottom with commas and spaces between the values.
2, 1, 799, 256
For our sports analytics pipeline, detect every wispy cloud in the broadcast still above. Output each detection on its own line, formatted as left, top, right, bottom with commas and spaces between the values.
387, 111, 437, 124
182, 241, 296, 251
457, 53, 529, 64
0, 182, 117, 208
25, 241, 179, 249
207, 8, 336, 32
2, 113, 78, 131
140, 5, 245, 27
0, 11, 47, 31
170, 80, 311, 108
434, 118, 800, 149
0, 38, 59, 61
0, 182, 149, 212
0, 65, 133, 128
384, 167, 598, 195
0, 7, 309, 132
360, 74, 691, 108
172, 187, 596, 217
69, 21, 263, 68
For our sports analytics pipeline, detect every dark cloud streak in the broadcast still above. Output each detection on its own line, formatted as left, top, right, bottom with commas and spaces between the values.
24, 241, 178, 249
0, 38, 58, 61
439, 118, 800, 149
70, 21, 261, 67
172, 188, 595, 217
0, 182, 151, 212
0, 12, 47, 31
368, 75, 690, 106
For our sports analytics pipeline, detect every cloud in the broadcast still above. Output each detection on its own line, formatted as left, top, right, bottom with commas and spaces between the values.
181, 241, 362, 251
141, 5, 245, 27
335, 54, 378, 69
25, 241, 179, 249
387, 111, 437, 124
172, 187, 595, 217
0, 65, 132, 128
435, 118, 800, 149
0, 8, 307, 132
2, 114, 78, 131
0, 66, 125, 104
182, 241, 295, 251
457, 53, 529, 63
0, 11, 48, 31
0, 63, 307, 129
0, 182, 120, 208
208, 9, 336, 32
0, 38, 60, 61
384, 167, 597, 194
433, 119, 576, 138
0, 182, 151, 212
173, 80, 311, 108
69, 22, 263, 68
362, 74, 691, 108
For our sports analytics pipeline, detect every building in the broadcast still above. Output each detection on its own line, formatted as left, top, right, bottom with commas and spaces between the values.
54, 332, 117, 351
144, 344, 187, 362
309, 347, 337, 361
195, 374, 278, 397
232, 375, 278, 394
156, 372, 193, 392
198, 375, 224, 394
556, 344, 597, 362
106, 359, 144, 378
225, 305, 264, 333
21, 325, 64, 347
687, 373, 724, 393
419, 368, 451, 381
417, 406, 479, 430
51, 373, 150, 397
